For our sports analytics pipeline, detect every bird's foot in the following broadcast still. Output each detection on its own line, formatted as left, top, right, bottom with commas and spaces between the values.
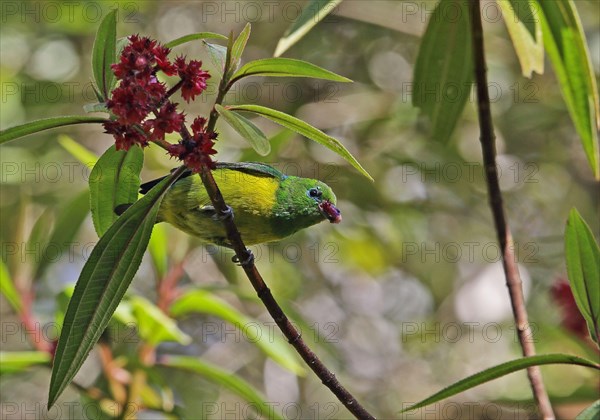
219, 205, 234, 220
210, 205, 234, 222
232, 250, 254, 267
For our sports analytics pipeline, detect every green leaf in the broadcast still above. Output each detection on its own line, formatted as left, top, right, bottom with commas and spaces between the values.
215, 104, 270, 156
401, 354, 600, 413
164, 32, 228, 49
203, 42, 227, 75
161, 355, 284, 420
230, 58, 351, 84
565, 208, 600, 344
0, 351, 51, 374
170, 290, 305, 376
412, 0, 473, 143
27, 210, 53, 262
55, 286, 75, 330
576, 400, 600, 420
58, 135, 98, 168
0, 116, 108, 145
91, 9, 117, 100
0, 259, 22, 313
229, 23, 251, 75
507, 0, 537, 37
112, 300, 136, 326
239, 129, 295, 161
227, 104, 373, 181
537, 0, 600, 179
115, 37, 129, 57
148, 223, 168, 278
83, 102, 109, 114
34, 190, 90, 280
274, 0, 343, 57
47, 167, 185, 409
498, 0, 544, 77
129, 296, 191, 346
89, 145, 144, 237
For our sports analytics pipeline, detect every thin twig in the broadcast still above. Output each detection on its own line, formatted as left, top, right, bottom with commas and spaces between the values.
469, 1, 554, 418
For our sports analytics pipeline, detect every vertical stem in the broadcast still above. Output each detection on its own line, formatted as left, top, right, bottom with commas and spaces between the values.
469, 1, 554, 418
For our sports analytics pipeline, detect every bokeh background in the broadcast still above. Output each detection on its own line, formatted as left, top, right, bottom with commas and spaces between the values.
1, 1, 598, 419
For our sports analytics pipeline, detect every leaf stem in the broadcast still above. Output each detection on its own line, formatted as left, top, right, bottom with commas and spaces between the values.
469, 2, 554, 418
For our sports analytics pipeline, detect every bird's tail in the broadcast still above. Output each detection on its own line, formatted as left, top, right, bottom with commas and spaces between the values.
113, 172, 178, 219
113, 202, 165, 223
114, 176, 158, 216
114, 203, 132, 215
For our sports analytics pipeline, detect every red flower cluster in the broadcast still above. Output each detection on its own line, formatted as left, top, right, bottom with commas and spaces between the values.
112, 34, 176, 80
168, 117, 217, 172
551, 279, 588, 339
175, 57, 210, 103
103, 34, 212, 161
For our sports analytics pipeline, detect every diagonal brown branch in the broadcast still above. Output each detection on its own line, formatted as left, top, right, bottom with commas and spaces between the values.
187, 49, 375, 420
469, 1, 554, 418
196, 154, 375, 420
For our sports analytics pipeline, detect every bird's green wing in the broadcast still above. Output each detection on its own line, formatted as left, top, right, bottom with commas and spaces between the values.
214, 162, 286, 180
139, 162, 286, 195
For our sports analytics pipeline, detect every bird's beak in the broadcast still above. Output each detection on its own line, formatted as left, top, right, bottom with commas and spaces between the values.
318, 200, 342, 224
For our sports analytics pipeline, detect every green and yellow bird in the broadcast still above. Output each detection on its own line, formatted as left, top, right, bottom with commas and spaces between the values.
137, 162, 341, 246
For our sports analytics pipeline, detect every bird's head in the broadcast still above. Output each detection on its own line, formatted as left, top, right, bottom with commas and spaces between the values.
275, 177, 342, 226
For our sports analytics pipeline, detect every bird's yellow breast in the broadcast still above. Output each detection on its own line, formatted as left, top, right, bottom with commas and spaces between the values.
158, 168, 284, 245
213, 169, 280, 216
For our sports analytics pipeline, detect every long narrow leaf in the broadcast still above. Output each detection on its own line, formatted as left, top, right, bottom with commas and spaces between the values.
0, 116, 107, 145
565, 208, 600, 343
1, 351, 51, 374
83, 102, 109, 114
148, 223, 168, 278
170, 290, 304, 375
537, 0, 599, 178
227, 104, 373, 181
161, 355, 284, 420
48, 167, 185, 409
498, 0, 544, 77
58, 135, 98, 168
230, 58, 351, 84
576, 400, 600, 420
229, 23, 251, 75
0, 259, 21, 313
91, 9, 117, 100
203, 41, 227, 75
129, 296, 191, 346
274, 0, 343, 57
89, 145, 144, 237
34, 191, 90, 280
26, 210, 53, 266
165, 32, 227, 49
215, 104, 270, 156
401, 354, 599, 413
412, 0, 473, 143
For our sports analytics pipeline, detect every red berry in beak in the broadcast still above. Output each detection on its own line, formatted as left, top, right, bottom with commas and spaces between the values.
318, 200, 342, 224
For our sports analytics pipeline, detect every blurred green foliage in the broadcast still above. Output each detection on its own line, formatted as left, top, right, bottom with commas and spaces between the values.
1, 1, 598, 418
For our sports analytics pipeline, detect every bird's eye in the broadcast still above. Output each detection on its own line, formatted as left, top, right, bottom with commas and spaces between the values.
308, 187, 322, 199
